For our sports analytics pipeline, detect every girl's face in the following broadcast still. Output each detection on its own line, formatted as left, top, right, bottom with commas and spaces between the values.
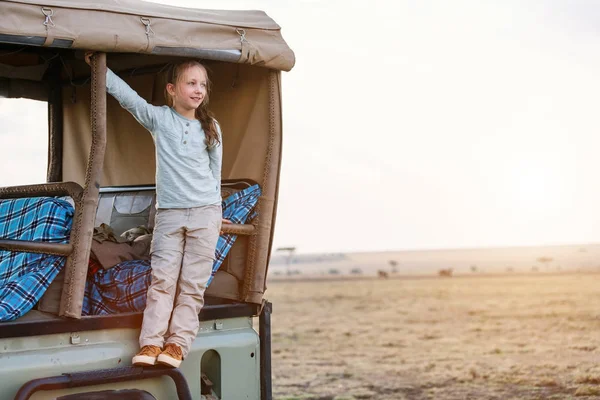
167, 65, 207, 115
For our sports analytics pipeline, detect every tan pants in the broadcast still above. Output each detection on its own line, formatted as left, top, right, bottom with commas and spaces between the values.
139, 205, 221, 358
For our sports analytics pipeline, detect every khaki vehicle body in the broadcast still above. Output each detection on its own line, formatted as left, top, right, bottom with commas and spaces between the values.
0, 0, 294, 398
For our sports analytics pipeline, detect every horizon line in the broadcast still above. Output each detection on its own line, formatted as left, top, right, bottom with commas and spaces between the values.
274, 241, 600, 257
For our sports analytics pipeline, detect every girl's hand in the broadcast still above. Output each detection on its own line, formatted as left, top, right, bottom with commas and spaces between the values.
84, 51, 95, 66
220, 219, 232, 235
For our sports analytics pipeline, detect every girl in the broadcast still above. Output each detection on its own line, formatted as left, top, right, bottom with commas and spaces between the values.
85, 53, 227, 368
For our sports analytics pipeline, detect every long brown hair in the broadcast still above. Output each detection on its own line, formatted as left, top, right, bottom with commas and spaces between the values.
164, 60, 220, 147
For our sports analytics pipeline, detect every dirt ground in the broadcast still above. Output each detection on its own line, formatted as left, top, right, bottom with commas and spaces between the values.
266, 273, 600, 400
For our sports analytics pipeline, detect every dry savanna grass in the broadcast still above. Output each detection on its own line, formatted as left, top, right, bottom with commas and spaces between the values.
266, 273, 600, 400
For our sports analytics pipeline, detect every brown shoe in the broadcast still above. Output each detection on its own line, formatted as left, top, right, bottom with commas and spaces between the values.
132, 345, 162, 366
157, 343, 183, 368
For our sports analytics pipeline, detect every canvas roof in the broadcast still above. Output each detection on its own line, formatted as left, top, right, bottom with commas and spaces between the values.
0, 0, 295, 71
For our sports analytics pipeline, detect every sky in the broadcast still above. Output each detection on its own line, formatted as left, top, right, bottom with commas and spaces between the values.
2, 0, 600, 254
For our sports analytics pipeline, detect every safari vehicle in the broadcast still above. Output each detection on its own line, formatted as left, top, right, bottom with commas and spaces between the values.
0, 0, 294, 399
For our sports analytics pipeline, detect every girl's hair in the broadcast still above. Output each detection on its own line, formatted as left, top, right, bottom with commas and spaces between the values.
164, 60, 220, 147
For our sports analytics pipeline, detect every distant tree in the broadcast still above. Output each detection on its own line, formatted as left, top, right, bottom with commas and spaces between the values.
470, 265, 478, 273
388, 260, 399, 273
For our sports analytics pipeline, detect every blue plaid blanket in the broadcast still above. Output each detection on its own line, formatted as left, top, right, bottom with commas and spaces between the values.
83, 184, 261, 315
0, 197, 74, 321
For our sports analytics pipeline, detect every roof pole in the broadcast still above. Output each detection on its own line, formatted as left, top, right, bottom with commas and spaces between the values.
59, 52, 107, 318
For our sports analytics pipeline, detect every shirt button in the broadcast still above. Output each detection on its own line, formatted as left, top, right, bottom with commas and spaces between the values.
186, 123, 190, 126
185, 131, 188, 134
183, 141, 187, 144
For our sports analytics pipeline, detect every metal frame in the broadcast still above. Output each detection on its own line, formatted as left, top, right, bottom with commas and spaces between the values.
14, 366, 193, 400
259, 301, 272, 400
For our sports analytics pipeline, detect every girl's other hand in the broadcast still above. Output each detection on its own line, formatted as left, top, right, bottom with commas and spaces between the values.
220, 219, 232, 235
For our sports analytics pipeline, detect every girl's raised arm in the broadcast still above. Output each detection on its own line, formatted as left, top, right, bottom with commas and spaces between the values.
86, 52, 157, 133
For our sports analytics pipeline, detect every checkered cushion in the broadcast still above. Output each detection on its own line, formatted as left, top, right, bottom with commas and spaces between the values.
0, 197, 74, 321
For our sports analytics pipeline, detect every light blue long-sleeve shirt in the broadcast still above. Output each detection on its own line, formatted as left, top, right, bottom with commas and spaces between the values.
106, 69, 222, 209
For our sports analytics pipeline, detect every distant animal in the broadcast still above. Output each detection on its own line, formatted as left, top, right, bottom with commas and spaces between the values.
438, 268, 453, 277
377, 270, 389, 279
